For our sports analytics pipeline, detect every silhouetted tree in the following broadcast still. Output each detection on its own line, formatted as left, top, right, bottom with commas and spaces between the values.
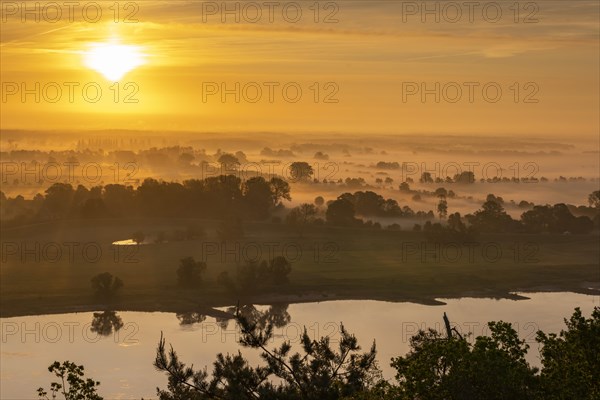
391, 321, 538, 399
521, 204, 593, 234
289, 162, 314, 181
588, 190, 600, 209
437, 195, 448, 220
269, 177, 291, 206
536, 307, 600, 399
286, 203, 317, 236
154, 309, 378, 400
467, 199, 516, 233
217, 153, 240, 170
267, 256, 292, 284
314, 196, 325, 207
326, 198, 356, 226
43, 183, 75, 218
419, 172, 434, 183
243, 177, 273, 219
454, 171, 475, 184
37, 361, 102, 400
177, 257, 207, 288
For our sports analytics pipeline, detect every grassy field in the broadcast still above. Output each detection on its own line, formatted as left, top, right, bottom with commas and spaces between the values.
1, 218, 598, 317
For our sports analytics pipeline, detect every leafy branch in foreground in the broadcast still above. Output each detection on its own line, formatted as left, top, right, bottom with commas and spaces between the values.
37, 361, 102, 400
154, 306, 378, 400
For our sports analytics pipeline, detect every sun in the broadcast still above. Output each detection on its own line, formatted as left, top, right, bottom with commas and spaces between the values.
84, 42, 145, 81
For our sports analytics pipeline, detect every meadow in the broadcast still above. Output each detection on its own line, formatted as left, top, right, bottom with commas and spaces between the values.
1, 218, 598, 317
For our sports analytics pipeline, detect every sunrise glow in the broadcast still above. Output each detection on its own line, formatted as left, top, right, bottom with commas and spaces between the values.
83, 42, 145, 81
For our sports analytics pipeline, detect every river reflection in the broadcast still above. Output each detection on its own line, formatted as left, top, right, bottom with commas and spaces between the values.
90, 311, 124, 337
1, 292, 598, 399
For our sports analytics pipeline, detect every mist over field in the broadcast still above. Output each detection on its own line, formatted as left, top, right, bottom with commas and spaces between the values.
2, 130, 598, 212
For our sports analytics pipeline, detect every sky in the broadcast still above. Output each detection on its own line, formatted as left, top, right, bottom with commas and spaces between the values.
1, 0, 599, 137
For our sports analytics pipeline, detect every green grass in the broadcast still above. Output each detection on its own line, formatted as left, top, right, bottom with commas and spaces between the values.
1, 218, 598, 317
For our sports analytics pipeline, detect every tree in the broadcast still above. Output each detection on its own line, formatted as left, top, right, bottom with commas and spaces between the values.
467, 199, 516, 233
286, 203, 317, 236
326, 198, 356, 226
521, 204, 593, 234
102, 184, 135, 216
43, 183, 75, 218
235, 260, 269, 293
178, 153, 195, 166
446, 212, 462, 230
37, 361, 102, 400
391, 320, 539, 400
486, 193, 505, 205
314, 196, 325, 207
90, 273, 123, 299
338, 191, 401, 217
314, 151, 329, 160
434, 187, 448, 198
453, 171, 475, 184
242, 177, 273, 219
419, 172, 433, 183
177, 257, 207, 288
267, 256, 292, 284
289, 162, 314, 181
217, 154, 240, 170
220, 257, 293, 294
437, 195, 448, 220
588, 190, 600, 209
536, 307, 600, 399
269, 177, 291, 206
154, 308, 378, 400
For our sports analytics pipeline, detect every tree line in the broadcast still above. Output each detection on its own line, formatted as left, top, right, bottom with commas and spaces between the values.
2, 180, 598, 235
0, 175, 291, 224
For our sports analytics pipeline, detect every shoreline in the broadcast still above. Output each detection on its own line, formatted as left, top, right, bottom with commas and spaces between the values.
2, 286, 598, 319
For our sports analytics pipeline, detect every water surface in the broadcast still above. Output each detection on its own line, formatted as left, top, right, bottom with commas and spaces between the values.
1, 292, 598, 399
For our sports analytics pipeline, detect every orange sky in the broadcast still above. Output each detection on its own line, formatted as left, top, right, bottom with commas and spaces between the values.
1, 0, 598, 137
